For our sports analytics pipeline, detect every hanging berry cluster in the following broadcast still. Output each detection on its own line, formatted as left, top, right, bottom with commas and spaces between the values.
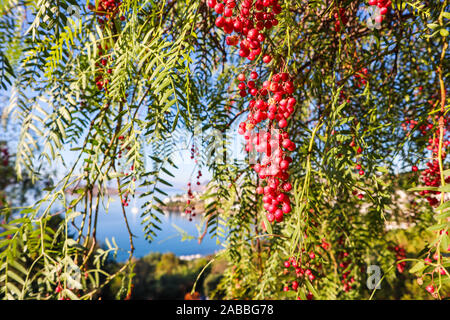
334, 8, 348, 32
196, 169, 202, 186
93, 44, 113, 92
117, 135, 135, 178
190, 143, 203, 183
192, 143, 203, 188
0, 145, 9, 167
282, 250, 321, 300
88, 1, 125, 92
353, 67, 368, 88
185, 182, 196, 221
88, 0, 124, 20
389, 245, 406, 273
208, 0, 296, 224
401, 118, 420, 135
240, 80, 296, 224
190, 143, 197, 161
335, 236, 356, 293
368, 0, 391, 23
116, 135, 136, 207
208, 0, 282, 62
348, 138, 366, 200
184, 143, 202, 221
208, 0, 297, 223
279, 210, 336, 298
414, 117, 450, 207
418, 253, 448, 298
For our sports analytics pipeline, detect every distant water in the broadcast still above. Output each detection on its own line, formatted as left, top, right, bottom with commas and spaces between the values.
71, 198, 225, 262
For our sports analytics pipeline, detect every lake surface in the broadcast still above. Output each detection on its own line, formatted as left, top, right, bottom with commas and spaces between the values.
72, 198, 225, 262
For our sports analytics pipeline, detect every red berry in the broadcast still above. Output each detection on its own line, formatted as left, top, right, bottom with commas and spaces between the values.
215, 16, 225, 28
279, 118, 287, 128
262, 54, 272, 64
214, 3, 224, 14
207, 0, 216, 8
282, 182, 292, 192
237, 73, 246, 82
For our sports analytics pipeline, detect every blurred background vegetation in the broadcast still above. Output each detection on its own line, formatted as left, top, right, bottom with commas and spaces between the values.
99, 224, 449, 300
101, 252, 228, 300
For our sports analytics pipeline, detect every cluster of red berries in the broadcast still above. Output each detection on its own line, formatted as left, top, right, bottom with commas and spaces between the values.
368, 0, 391, 23
425, 253, 448, 275
338, 88, 351, 105
354, 163, 365, 176
208, 0, 281, 62
237, 73, 296, 128
348, 140, 364, 173
401, 118, 420, 136
88, 1, 125, 92
339, 255, 355, 292
117, 135, 135, 178
196, 169, 202, 186
336, 236, 355, 292
352, 189, 365, 200
184, 142, 202, 221
320, 238, 330, 251
353, 67, 368, 88
122, 191, 131, 207
0, 145, 9, 167
209, 0, 295, 224
418, 253, 448, 298
117, 135, 127, 159
88, 0, 124, 20
282, 254, 318, 300
185, 182, 196, 221
54, 266, 78, 300
390, 245, 406, 273
334, 8, 348, 32
184, 174, 202, 221
281, 214, 328, 298
190, 144, 202, 185
415, 118, 450, 206
94, 44, 112, 92
348, 141, 365, 199
191, 144, 202, 186
190, 143, 200, 163
237, 71, 296, 223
